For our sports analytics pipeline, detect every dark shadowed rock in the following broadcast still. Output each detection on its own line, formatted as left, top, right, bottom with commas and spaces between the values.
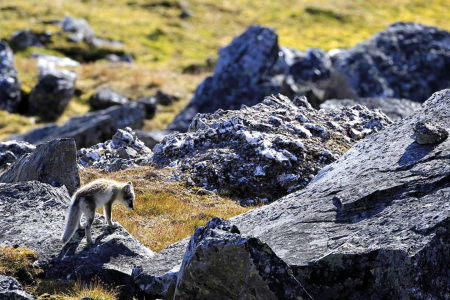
413, 121, 448, 145
332, 22, 450, 102
171, 218, 308, 300
229, 88, 450, 299
77, 127, 153, 172
135, 129, 171, 150
89, 88, 130, 111
0, 140, 35, 171
136, 97, 157, 119
154, 94, 391, 200
9, 29, 44, 50
0, 275, 34, 300
28, 67, 77, 121
11, 103, 145, 148
168, 25, 281, 132
0, 41, 21, 113
0, 138, 80, 195
155, 90, 179, 106
0, 181, 154, 293
321, 97, 421, 120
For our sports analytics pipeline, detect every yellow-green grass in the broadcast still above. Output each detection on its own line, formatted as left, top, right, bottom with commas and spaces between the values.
80, 165, 250, 252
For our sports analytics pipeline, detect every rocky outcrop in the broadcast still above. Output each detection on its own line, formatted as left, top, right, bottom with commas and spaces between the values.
0, 275, 34, 300
0, 181, 154, 293
332, 22, 450, 102
0, 138, 80, 195
0, 140, 36, 171
89, 88, 130, 111
320, 97, 421, 120
11, 102, 145, 149
0, 41, 21, 113
171, 218, 307, 300
78, 127, 152, 172
154, 94, 391, 200
28, 67, 77, 122
168, 25, 281, 132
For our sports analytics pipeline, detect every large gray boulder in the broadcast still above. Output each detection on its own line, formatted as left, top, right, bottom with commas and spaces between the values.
89, 88, 130, 111
137, 88, 450, 299
154, 94, 391, 200
320, 97, 422, 120
0, 140, 36, 171
0, 41, 21, 113
28, 67, 77, 122
77, 127, 153, 172
0, 138, 80, 195
0, 275, 34, 300
168, 25, 281, 132
332, 22, 450, 102
0, 181, 155, 293
11, 102, 145, 149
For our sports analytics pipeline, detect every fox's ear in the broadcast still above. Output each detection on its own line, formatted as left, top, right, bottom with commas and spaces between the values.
123, 184, 131, 193
127, 181, 132, 186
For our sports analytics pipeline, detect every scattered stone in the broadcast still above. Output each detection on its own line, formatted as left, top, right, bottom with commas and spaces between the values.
0, 275, 34, 300
0, 41, 21, 113
413, 121, 448, 145
77, 127, 153, 172
169, 25, 282, 132
180, 9, 194, 19
32, 52, 80, 69
154, 94, 391, 200
155, 90, 179, 106
0, 138, 80, 195
10, 103, 145, 149
332, 22, 450, 102
136, 97, 157, 119
105, 54, 134, 63
0, 181, 154, 294
0, 140, 35, 171
135, 129, 171, 150
89, 88, 130, 111
9, 29, 44, 50
61, 15, 95, 43
171, 218, 307, 299
321, 97, 421, 120
28, 67, 77, 121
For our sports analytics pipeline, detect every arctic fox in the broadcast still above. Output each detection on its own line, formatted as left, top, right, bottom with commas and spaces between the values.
61, 179, 135, 244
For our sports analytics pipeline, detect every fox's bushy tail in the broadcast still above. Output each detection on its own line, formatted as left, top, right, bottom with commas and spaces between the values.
61, 196, 82, 244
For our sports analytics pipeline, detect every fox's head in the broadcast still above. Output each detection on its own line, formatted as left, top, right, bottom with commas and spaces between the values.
121, 181, 135, 210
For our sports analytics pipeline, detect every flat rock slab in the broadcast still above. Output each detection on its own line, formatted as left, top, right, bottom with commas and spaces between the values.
0, 181, 154, 293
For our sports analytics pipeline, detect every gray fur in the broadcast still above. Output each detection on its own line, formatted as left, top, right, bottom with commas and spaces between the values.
60, 179, 135, 244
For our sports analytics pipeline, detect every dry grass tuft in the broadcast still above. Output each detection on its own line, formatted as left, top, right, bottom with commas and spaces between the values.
80, 165, 250, 252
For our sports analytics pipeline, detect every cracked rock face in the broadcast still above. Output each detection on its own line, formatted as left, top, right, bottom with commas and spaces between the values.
153, 94, 392, 200
0, 138, 80, 195
78, 127, 153, 172
0, 41, 21, 113
0, 275, 34, 300
230, 88, 450, 299
169, 25, 281, 132
0, 140, 35, 171
321, 97, 422, 120
0, 181, 154, 294
333, 22, 450, 102
171, 218, 307, 300
11, 102, 145, 149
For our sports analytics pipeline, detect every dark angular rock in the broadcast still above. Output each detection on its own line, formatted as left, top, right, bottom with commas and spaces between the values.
0, 140, 36, 170
0, 181, 154, 294
9, 29, 44, 50
89, 88, 130, 111
77, 127, 153, 172
154, 94, 391, 200
229, 88, 450, 299
413, 121, 448, 145
288, 48, 332, 83
136, 97, 157, 119
332, 22, 450, 102
0, 275, 34, 300
171, 218, 307, 300
0, 138, 80, 195
135, 129, 171, 150
321, 97, 421, 120
10, 103, 145, 149
155, 90, 178, 106
28, 67, 76, 121
0, 41, 21, 113
168, 25, 281, 132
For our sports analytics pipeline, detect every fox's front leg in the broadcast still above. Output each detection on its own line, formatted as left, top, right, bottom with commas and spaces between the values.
103, 202, 116, 228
